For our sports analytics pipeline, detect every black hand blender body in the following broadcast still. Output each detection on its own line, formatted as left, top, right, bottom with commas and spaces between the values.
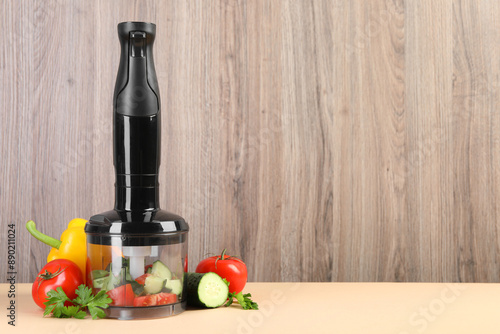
85, 22, 189, 320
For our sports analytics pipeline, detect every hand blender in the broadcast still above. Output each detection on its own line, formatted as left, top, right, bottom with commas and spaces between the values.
85, 22, 189, 320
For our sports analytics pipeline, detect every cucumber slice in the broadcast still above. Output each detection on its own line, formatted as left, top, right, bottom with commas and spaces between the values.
104, 273, 121, 291
186, 272, 229, 308
164, 279, 183, 295
151, 260, 172, 280
92, 270, 109, 280
144, 275, 166, 294
92, 276, 108, 289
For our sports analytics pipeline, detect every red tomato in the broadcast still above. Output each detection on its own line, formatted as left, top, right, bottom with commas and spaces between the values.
32, 259, 84, 309
135, 273, 151, 285
195, 249, 247, 294
133, 293, 177, 307
107, 284, 135, 306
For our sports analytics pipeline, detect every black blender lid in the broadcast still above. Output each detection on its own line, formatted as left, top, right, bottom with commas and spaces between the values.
85, 209, 189, 246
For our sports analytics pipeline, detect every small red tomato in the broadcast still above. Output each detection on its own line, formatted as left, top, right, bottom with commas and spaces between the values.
195, 249, 247, 294
32, 259, 84, 309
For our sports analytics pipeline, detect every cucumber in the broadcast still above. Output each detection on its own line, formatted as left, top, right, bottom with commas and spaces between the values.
144, 275, 165, 294
186, 272, 228, 308
92, 276, 108, 289
104, 273, 121, 291
151, 260, 172, 280
92, 270, 109, 280
164, 279, 183, 295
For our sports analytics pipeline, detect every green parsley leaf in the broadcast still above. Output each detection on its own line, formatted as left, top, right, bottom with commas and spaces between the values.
239, 293, 259, 310
88, 305, 107, 320
42, 285, 112, 319
225, 292, 234, 307
61, 306, 85, 319
88, 290, 113, 309
43, 287, 70, 317
86, 290, 112, 320
72, 284, 93, 305
225, 291, 259, 310
43, 303, 57, 317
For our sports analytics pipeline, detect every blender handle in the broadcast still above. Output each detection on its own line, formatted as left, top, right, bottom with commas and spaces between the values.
113, 22, 161, 211
114, 22, 160, 116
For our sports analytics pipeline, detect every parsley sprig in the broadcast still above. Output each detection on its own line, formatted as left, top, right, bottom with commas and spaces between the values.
222, 279, 259, 310
43, 284, 112, 319
225, 292, 259, 310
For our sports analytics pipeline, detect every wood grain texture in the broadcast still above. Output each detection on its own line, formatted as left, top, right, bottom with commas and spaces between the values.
0, 0, 498, 283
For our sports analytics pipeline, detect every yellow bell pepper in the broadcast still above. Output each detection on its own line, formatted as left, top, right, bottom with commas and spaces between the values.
26, 219, 87, 281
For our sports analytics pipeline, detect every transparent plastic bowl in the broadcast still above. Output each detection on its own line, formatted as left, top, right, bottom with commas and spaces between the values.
86, 232, 188, 320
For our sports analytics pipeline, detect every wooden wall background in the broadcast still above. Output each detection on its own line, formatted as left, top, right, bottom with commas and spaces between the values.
1, 0, 499, 283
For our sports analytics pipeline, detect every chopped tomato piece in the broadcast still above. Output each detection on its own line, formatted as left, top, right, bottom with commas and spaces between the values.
107, 284, 135, 306
135, 273, 151, 285
155, 292, 177, 305
133, 293, 178, 307
133, 296, 150, 307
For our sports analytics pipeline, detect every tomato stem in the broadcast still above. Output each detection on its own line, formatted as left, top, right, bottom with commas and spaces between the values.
37, 265, 67, 289
220, 248, 227, 260
215, 248, 227, 269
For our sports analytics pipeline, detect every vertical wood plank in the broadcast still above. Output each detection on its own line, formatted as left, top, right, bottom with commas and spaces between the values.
281, 0, 334, 281
452, 0, 500, 282
334, 0, 407, 281
245, 0, 284, 281
405, 0, 453, 282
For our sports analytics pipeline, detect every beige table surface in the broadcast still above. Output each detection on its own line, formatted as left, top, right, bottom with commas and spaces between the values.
1, 282, 500, 334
